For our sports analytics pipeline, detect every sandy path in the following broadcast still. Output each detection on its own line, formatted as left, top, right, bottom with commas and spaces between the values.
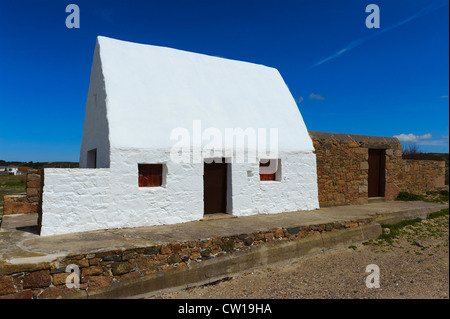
149, 214, 449, 299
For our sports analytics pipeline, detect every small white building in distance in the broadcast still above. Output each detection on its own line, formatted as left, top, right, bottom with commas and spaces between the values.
5, 166, 19, 175
39, 36, 319, 236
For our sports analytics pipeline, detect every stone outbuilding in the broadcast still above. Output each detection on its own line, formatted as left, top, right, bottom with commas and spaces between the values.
309, 131, 446, 207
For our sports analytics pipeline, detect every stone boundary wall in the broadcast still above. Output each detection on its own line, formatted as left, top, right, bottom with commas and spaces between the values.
3, 196, 36, 216
403, 153, 448, 185
401, 159, 445, 194
0, 218, 374, 299
3, 170, 43, 216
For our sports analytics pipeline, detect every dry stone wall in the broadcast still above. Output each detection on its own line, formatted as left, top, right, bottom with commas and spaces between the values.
401, 159, 445, 194
3, 170, 43, 216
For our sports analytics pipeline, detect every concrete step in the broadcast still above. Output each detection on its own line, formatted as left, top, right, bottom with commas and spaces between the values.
1, 201, 447, 299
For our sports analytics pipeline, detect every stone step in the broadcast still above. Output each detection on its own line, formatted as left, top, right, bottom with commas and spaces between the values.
368, 197, 386, 203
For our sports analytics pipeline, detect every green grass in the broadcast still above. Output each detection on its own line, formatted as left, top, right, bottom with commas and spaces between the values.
395, 190, 449, 203
368, 208, 449, 246
424, 190, 449, 203
378, 218, 423, 244
0, 174, 26, 187
428, 208, 449, 219
395, 191, 422, 201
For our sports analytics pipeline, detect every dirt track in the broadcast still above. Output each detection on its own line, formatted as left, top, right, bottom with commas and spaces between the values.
150, 214, 449, 299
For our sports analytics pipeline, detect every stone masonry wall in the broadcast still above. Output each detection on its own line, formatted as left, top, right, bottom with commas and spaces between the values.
383, 146, 404, 201
309, 131, 445, 206
0, 217, 373, 299
3, 170, 43, 216
3, 196, 35, 216
401, 160, 446, 194
26, 169, 43, 207
309, 131, 403, 206
311, 137, 367, 206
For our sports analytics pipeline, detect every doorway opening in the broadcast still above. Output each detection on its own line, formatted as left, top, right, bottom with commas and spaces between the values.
203, 158, 231, 216
87, 149, 97, 168
368, 149, 385, 197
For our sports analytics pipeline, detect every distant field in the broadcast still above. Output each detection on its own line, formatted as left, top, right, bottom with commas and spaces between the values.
0, 174, 27, 217
0, 161, 79, 169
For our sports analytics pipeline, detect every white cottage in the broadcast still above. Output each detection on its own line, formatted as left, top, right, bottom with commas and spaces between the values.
39, 36, 319, 236
5, 166, 19, 175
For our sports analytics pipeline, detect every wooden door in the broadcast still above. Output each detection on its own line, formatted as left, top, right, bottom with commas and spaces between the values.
368, 149, 385, 197
204, 160, 227, 214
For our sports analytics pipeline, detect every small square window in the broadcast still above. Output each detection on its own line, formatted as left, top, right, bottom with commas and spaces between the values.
260, 159, 279, 181
138, 164, 163, 187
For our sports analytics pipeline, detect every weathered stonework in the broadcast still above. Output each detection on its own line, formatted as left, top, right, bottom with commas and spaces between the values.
3, 196, 37, 215
310, 131, 403, 206
0, 218, 374, 299
3, 170, 43, 216
401, 159, 446, 194
26, 170, 43, 206
309, 131, 445, 207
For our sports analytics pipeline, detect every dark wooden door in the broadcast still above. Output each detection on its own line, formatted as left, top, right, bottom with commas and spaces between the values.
204, 160, 227, 214
368, 149, 385, 197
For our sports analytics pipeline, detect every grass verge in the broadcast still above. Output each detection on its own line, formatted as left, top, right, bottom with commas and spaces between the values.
395, 190, 449, 203
373, 208, 449, 245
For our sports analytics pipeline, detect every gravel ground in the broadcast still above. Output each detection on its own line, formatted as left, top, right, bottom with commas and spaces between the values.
150, 214, 449, 299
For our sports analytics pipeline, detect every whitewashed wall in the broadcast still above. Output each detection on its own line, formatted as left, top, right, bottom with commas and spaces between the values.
79, 41, 110, 169
40, 155, 204, 236
40, 168, 112, 236
40, 150, 319, 236
230, 151, 319, 216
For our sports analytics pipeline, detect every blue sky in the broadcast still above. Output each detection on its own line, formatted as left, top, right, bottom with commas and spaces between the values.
0, 0, 448, 162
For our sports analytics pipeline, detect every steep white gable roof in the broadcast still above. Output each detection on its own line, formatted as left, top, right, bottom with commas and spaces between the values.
95, 36, 313, 152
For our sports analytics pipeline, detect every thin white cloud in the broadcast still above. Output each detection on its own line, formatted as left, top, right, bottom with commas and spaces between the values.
417, 140, 448, 146
395, 133, 449, 147
296, 96, 304, 104
312, 1, 448, 68
394, 133, 432, 143
441, 95, 449, 99
309, 93, 325, 101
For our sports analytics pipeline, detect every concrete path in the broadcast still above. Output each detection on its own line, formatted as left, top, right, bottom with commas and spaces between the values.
0, 201, 447, 265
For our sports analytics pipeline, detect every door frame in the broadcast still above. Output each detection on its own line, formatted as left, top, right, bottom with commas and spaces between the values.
203, 158, 232, 215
